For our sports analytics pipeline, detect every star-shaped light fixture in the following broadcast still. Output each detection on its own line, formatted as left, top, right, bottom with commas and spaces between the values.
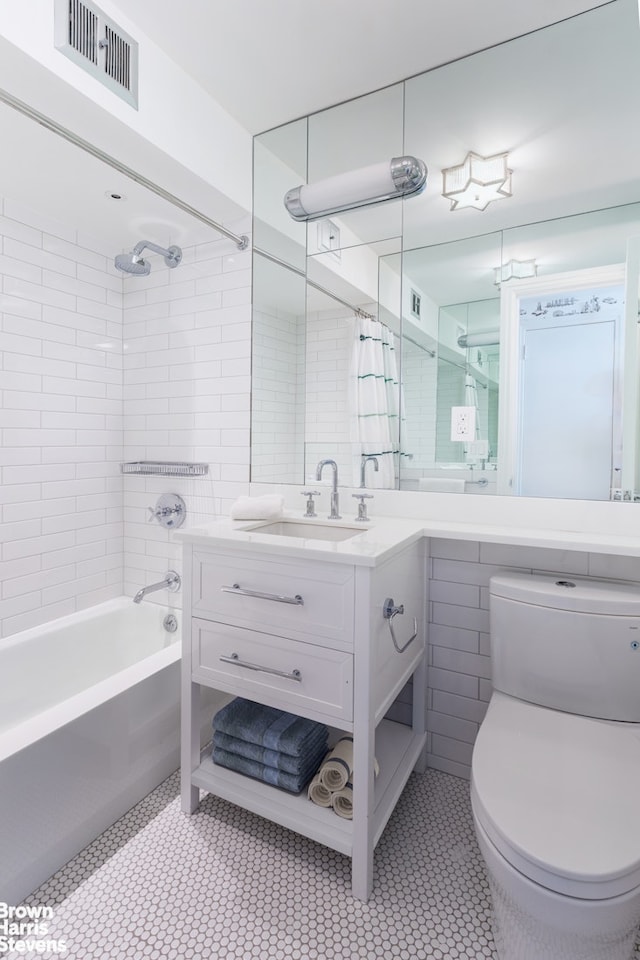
494, 259, 537, 285
442, 151, 512, 211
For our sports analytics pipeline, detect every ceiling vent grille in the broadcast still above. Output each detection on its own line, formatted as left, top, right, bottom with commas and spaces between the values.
55, 0, 138, 109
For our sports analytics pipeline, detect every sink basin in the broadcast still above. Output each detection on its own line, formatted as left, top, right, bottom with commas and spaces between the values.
245, 520, 364, 542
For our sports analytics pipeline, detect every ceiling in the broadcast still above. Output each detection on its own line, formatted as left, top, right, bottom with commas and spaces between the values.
122, 0, 613, 135
0, 0, 635, 279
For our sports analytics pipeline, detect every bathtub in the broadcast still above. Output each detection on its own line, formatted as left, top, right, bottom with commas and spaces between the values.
0, 598, 216, 906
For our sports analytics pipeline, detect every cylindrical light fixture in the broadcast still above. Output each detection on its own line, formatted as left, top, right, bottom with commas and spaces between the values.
284, 156, 427, 222
457, 331, 500, 348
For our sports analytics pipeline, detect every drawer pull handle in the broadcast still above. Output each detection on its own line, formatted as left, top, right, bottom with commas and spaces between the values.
220, 652, 302, 682
221, 583, 304, 605
383, 597, 418, 654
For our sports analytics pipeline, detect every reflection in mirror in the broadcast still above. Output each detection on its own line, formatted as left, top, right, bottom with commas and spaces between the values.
397, 204, 640, 498
498, 267, 625, 500
251, 253, 306, 484
251, 0, 640, 501
253, 118, 308, 270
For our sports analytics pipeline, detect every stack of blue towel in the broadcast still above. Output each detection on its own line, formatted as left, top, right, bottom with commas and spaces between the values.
212, 697, 329, 795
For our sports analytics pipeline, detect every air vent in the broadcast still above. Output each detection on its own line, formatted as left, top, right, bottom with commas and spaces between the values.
55, 0, 138, 109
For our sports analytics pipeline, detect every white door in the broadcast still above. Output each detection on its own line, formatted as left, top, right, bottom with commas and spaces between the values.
518, 319, 615, 499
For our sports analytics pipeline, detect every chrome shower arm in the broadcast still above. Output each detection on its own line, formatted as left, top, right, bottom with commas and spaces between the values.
132, 240, 182, 268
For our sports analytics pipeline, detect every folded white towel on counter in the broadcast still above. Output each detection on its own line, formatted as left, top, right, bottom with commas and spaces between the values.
230, 494, 285, 520
418, 477, 465, 493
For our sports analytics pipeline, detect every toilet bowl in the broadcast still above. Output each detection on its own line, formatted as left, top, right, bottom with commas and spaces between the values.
471, 573, 640, 960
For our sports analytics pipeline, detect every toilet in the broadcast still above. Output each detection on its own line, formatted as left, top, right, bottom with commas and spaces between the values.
471, 572, 640, 960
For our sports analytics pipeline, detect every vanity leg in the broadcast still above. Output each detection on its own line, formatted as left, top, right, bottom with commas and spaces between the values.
412, 652, 428, 774
351, 708, 375, 898
181, 680, 201, 814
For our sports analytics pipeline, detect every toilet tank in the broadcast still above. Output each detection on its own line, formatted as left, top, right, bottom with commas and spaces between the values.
489, 572, 640, 722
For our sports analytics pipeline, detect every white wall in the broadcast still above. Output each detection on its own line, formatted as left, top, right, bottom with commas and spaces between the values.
0, 200, 253, 640
0, 1, 252, 219
121, 221, 252, 602
426, 539, 640, 779
0, 198, 124, 637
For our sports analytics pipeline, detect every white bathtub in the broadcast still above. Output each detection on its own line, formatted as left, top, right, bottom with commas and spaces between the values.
0, 598, 213, 906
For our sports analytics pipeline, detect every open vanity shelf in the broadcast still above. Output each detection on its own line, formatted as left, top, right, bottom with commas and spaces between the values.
192, 717, 426, 857
179, 536, 427, 900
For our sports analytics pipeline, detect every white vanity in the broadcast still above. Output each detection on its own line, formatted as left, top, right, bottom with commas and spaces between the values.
178, 515, 428, 900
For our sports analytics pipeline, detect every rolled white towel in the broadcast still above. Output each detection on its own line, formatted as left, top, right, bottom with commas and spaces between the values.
307, 770, 332, 807
331, 782, 353, 820
318, 737, 353, 791
230, 494, 284, 520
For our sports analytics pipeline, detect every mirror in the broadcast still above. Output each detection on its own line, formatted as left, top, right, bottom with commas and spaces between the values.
251, 0, 640, 500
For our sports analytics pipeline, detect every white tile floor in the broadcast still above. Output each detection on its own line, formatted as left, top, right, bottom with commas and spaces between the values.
17, 768, 640, 960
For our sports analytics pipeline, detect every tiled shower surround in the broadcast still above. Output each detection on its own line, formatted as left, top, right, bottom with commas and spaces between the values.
0, 196, 252, 638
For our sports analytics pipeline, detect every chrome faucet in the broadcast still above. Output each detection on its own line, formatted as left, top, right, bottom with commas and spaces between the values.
133, 570, 181, 604
360, 455, 379, 488
315, 459, 341, 519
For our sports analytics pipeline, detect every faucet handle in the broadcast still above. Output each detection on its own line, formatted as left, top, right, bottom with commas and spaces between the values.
301, 490, 321, 517
352, 492, 373, 522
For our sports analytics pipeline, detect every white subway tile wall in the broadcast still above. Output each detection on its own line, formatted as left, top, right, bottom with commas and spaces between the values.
0, 201, 252, 639
0, 199, 124, 638
426, 538, 640, 779
122, 225, 252, 603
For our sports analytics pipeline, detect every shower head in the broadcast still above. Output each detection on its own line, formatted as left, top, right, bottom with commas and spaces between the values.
114, 252, 151, 276
114, 240, 182, 276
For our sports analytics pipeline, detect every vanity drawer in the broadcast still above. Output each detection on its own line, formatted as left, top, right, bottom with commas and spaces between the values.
191, 551, 355, 649
193, 618, 353, 724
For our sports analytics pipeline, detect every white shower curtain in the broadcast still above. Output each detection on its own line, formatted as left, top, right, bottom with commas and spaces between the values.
349, 315, 404, 487
463, 372, 482, 462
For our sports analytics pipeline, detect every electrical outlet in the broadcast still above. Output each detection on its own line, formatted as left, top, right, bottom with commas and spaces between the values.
450, 405, 475, 441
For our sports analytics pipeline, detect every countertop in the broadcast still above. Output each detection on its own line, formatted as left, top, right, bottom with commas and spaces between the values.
175, 510, 640, 567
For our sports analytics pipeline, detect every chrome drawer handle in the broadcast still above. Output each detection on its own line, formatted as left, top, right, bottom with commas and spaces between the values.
220, 652, 302, 682
221, 583, 304, 605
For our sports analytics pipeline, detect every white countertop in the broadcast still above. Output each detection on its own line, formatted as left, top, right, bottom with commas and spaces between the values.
175, 508, 640, 567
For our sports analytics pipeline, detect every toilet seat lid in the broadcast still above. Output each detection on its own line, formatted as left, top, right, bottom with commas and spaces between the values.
471, 692, 640, 899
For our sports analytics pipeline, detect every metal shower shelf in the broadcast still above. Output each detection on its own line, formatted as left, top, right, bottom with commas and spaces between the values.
121, 461, 209, 478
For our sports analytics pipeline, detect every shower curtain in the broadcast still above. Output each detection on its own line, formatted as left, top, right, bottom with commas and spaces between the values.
349, 314, 406, 487
463, 372, 482, 462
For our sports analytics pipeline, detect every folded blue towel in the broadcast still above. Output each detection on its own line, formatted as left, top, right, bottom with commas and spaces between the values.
212, 698, 329, 758
212, 746, 314, 794
212, 730, 328, 776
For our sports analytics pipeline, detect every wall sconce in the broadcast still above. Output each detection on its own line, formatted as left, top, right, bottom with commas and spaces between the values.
493, 259, 537, 284
442, 151, 512, 211
284, 156, 427, 222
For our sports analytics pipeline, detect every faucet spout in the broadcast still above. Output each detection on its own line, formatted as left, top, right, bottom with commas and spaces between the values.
133, 570, 181, 604
360, 455, 379, 488
315, 459, 341, 519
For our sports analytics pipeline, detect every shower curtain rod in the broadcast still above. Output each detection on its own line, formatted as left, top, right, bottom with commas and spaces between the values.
0, 87, 250, 251
255, 247, 374, 319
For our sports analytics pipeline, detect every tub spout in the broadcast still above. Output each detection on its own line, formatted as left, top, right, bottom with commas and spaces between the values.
133, 570, 181, 604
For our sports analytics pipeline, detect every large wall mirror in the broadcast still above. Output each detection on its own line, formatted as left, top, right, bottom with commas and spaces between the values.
251, 0, 640, 501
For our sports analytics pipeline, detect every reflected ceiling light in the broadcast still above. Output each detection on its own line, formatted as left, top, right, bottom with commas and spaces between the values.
442, 151, 512, 211
493, 258, 537, 284
283, 156, 427, 222
457, 331, 500, 348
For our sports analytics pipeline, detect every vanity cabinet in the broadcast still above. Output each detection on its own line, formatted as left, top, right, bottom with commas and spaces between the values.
180, 537, 427, 900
